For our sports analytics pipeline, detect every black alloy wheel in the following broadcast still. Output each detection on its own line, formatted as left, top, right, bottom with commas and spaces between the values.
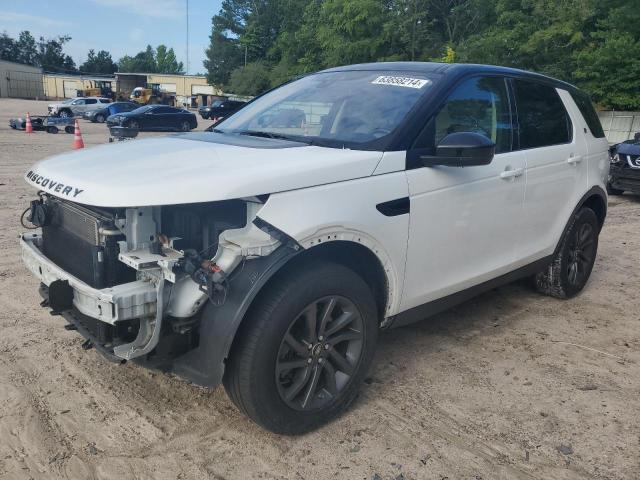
275, 295, 364, 411
223, 262, 378, 434
566, 222, 596, 288
535, 207, 599, 298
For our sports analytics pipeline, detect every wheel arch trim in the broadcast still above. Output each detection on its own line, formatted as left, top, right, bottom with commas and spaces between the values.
554, 185, 607, 255
169, 234, 395, 388
296, 227, 399, 318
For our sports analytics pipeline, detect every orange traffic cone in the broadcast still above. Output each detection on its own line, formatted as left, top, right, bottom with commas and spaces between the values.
73, 119, 84, 149
25, 112, 33, 134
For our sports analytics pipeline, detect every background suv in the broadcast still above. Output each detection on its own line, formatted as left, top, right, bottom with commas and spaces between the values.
83, 101, 139, 123
48, 97, 112, 117
198, 99, 246, 120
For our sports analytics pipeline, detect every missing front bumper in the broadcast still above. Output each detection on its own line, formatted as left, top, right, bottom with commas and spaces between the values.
22, 232, 167, 362
21, 232, 157, 324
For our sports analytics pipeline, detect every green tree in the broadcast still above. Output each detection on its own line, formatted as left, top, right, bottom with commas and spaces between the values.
155, 45, 184, 74
17, 31, 38, 65
118, 45, 183, 73
38, 35, 76, 72
0, 32, 19, 62
204, 0, 253, 86
574, 3, 640, 109
314, 0, 391, 67
202, 0, 640, 105
80, 49, 117, 74
227, 62, 272, 95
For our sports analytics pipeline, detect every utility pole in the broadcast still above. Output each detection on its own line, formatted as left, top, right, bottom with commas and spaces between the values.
186, 0, 190, 74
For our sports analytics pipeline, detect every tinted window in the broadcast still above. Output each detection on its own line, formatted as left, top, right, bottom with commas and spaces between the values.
99, 98, 110, 104
85, 99, 98, 105
428, 76, 512, 153
155, 106, 176, 114
513, 80, 572, 149
570, 90, 605, 138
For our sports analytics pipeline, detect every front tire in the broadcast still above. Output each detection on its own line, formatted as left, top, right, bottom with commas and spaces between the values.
127, 120, 140, 130
95, 113, 105, 123
535, 207, 599, 299
223, 262, 378, 434
58, 110, 70, 118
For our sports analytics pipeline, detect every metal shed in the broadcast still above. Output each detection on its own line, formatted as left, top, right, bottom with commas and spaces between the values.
0, 59, 44, 99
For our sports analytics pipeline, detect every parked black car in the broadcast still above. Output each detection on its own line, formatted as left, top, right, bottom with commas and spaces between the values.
608, 132, 640, 195
106, 105, 197, 132
84, 102, 139, 123
198, 99, 246, 120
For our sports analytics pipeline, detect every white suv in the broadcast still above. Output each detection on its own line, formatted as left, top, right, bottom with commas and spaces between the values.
21, 62, 609, 434
48, 97, 112, 117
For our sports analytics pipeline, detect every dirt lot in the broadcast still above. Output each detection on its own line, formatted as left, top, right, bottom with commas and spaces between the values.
0, 98, 638, 480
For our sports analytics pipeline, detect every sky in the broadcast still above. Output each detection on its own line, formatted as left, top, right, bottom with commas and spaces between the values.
0, 0, 223, 74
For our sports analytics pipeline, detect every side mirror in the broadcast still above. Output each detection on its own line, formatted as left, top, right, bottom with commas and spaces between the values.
420, 132, 496, 167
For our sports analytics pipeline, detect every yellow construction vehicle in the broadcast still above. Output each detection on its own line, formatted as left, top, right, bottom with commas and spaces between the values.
76, 80, 114, 99
130, 85, 175, 106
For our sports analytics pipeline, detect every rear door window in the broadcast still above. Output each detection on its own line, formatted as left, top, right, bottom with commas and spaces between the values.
513, 80, 572, 149
85, 99, 98, 105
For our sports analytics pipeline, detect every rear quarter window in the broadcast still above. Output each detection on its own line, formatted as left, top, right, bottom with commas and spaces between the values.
569, 91, 605, 138
513, 80, 572, 149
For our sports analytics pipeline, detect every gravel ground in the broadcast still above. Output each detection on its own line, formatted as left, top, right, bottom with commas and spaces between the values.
0, 98, 639, 480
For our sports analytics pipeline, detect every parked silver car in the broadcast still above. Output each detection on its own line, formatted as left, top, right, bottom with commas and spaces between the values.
47, 97, 112, 118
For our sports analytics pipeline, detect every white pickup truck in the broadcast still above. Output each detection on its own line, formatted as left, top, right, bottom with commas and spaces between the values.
21, 62, 609, 434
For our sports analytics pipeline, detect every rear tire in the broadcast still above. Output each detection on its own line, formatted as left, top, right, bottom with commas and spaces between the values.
180, 121, 191, 132
223, 262, 378, 434
535, 207, 599, 299
47, 126, 58, 134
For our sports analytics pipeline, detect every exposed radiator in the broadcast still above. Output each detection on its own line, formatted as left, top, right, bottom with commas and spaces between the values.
42, 198, 135, 288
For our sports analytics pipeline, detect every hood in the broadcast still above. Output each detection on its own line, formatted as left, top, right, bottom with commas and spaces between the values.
24, 133, 383, 207
617, 141, 640, 156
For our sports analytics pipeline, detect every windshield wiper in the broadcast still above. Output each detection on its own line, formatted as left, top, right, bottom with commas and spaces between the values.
236, 130, 312, 144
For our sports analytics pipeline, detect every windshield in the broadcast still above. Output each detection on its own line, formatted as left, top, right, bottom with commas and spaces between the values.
215, 70, 435, 147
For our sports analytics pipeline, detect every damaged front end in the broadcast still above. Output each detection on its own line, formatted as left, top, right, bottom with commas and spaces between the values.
20, 194, 300, 385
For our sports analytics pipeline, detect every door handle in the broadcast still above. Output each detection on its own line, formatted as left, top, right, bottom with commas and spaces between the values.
500, 168, 524, 180
567, 155, 583, 165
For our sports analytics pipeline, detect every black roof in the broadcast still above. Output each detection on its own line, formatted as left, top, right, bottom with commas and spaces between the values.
321, 61, 578, 92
